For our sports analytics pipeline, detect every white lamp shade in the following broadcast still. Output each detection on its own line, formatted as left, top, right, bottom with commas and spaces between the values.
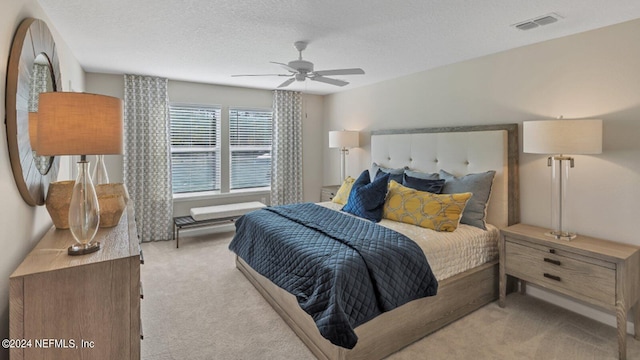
523, 119, 602, 155
329, 130, 359, 149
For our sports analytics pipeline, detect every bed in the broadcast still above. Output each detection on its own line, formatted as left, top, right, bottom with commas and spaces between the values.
232, 124, 519, 359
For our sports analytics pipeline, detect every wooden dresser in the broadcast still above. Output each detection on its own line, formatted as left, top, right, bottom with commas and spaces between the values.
10, 205, 142, 360
499, 223, 640, 360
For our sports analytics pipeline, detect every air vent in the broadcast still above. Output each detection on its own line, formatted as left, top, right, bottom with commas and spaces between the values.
516, 22, 538, 31
513, 13, 562, 31
534, 15, 558, 26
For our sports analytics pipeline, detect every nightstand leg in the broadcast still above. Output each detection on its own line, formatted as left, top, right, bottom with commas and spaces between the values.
519, 280, 526, 294
499, 235, 506, 308
634, 301, 640, 341
617, 302, 627, 360
499, 275, 505, 307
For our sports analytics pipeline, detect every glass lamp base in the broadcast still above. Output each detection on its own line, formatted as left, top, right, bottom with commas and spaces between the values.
68, 241, 101, 256
545, 231, 577, 241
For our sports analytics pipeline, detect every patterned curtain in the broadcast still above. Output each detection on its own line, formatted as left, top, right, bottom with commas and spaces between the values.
123, 75, 173, 241
271, 90, 303, 205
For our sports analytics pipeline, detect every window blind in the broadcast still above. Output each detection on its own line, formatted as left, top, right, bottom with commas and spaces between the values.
170, 104, 221, 193
229, 108, 273, 190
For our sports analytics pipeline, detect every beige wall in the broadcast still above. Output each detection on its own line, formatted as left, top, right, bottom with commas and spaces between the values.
85, 73, 127, 183
0, 1, 85, 358
324, 19, 640, 329
85, 74, 325, 218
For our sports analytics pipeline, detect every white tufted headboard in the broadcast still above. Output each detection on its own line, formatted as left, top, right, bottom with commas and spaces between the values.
371, 124, 519, 228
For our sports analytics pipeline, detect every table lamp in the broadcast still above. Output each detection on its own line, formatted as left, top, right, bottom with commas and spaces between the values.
329, 130, 359, 183
38, 92, 123, 255
523, 118, 602, 240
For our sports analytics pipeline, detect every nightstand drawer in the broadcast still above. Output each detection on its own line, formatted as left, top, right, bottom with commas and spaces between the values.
505, 241, 615, 305
321, 186, 340, 202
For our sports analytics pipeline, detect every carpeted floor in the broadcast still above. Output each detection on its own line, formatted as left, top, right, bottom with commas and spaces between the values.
140, 232, 640, 360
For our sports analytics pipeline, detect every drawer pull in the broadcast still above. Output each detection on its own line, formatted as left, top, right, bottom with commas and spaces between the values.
543, 258, 561, 266
139, 249, 145, 265
549, 249, 556, 254
543, 273, 561, 282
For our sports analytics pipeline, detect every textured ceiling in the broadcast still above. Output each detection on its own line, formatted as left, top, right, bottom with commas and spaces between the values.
38, 0, 640, 95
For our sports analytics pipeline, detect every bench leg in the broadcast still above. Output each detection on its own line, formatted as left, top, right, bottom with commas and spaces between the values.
174, 215, 241, 249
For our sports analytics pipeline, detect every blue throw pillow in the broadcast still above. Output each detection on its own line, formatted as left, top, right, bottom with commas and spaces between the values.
369, 162, 406, 182
402, 174, 446, 193
343, 170, 390, 222
375, 169, 404, 185
405, 169, 439, 180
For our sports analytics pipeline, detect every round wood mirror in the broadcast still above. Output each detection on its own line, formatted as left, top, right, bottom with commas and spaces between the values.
6, 18, 61, 206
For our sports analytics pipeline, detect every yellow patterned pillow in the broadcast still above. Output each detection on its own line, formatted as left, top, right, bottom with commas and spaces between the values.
383, 180, 472, 232
332, 176, 355, 205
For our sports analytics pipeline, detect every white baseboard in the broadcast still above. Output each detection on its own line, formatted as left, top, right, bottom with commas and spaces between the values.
526, 284, 635, 335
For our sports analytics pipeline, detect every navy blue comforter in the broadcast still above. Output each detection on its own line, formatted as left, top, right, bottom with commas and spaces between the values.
228, 203, 438, 349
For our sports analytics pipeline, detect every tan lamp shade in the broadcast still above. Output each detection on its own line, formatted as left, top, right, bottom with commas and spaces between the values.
37, 92, 124, 155
329, 130, 359, 149
523, 119, 602, 155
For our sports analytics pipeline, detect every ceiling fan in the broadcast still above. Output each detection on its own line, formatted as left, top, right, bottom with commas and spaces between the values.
232, 41, 365, 88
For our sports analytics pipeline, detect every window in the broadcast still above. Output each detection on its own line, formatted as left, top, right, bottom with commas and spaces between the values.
229, 108, 273, 190
169, 104, 221, 194
169, 104, 273, 196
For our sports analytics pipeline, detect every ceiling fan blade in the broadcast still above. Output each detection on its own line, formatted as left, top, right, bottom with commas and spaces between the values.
270, 61, 298, 73
277, 78, 296, 88
314, 68, 365, 76
311, 76, 349, 87
231, 74, 291, 77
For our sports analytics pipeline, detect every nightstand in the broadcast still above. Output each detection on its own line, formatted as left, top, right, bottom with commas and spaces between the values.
499, 223, 640, 360
320, 185, 341, 202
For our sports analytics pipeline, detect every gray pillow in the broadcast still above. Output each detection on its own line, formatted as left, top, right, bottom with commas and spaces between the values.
439, 170, 496, 230
405, 169, 439, 180
369, 162, 407, 182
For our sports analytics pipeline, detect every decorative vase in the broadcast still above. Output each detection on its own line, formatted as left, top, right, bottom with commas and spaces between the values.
97, 194, 126, 227
45, 180, 75, 229
96, 183, 129, 227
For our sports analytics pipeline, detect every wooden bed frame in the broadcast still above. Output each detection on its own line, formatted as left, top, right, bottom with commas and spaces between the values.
235, 124, 520, 359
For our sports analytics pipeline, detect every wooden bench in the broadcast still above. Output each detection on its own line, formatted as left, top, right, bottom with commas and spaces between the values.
173, 201, 266, 248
